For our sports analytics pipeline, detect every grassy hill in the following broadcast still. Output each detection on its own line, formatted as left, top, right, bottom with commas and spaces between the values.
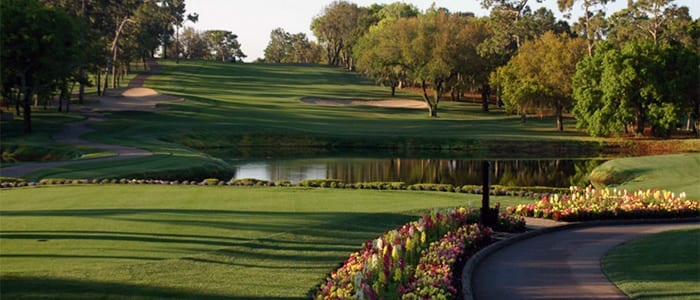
589, 153, 700, 199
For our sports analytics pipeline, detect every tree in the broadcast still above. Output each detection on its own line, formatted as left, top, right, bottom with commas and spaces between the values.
398, 8, 488, 117
1, 0, 82, 133
179, 27, 209, 59
493, 32, 588, 131
353, 20, 406, 96
311, 0, 366, 68
264, 28, 292, 63
263, 28, 320, 63
557, 0, 613, 55
206, 30, 246, 62
607, 0, 695, 48
352, 2, 421, 96
573, 41, 698, 136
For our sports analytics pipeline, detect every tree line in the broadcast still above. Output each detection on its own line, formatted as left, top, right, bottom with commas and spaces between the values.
0, 0, 246, 134
264, 0, 698, 137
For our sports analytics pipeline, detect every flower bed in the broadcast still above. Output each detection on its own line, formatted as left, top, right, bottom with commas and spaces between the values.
507, 186, 700, 222
313, 208, 525, 299
400, 224, 491, 299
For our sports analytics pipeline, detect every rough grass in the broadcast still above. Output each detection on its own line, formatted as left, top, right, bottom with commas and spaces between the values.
589, 153, 700, 200
0, 185, 528, 298
603, 227, 700, 299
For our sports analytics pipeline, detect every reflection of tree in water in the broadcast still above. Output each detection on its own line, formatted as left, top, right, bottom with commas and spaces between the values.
325, 159, 603, 187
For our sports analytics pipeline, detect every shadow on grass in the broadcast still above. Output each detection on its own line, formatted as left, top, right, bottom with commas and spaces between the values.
0, 276, 304, 300
1, 208, 417, 298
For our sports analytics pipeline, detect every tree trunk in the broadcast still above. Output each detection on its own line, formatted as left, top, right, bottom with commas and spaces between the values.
176, 25, 180, 64
102, 68, 109, 95
105, 17, 130, 95
58, 91, 63, 112
390, 84, 396, 97
78, 73, 85, 104
555, 104, 564, 132
23, 95, 32, 133
421, 80, 438, 118
111, 63, 117, 88
14, 90, 21, 116
20, 77, 33, 133
693, 99, 700, 136
78, 0, 86, 104
635, 106, 645, 136
97, 71, 102, 96
481, 84, 490, 112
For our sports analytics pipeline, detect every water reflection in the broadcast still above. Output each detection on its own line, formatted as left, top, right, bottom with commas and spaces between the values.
231, 158, 603, 187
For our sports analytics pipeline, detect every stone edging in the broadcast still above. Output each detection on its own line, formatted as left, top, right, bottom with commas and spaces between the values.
461, 217, 700, 300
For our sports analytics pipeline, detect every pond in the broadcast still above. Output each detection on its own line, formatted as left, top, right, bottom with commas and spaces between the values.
228, 157, 605, 187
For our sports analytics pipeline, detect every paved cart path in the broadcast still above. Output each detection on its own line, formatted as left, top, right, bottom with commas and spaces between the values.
471, 223, 697, 299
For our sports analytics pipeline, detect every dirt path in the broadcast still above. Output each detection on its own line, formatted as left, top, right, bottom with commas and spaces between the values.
470, 222, 697, 299
0, 60, 180, 179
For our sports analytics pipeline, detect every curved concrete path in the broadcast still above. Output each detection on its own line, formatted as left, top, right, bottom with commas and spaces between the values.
0, 60, 176, 179
471, 222, 698, 299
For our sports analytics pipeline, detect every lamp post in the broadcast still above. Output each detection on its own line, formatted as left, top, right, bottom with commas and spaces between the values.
480, 160, 496, 226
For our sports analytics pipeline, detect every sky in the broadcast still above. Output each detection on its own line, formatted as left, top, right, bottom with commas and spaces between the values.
184, 0, 699, 62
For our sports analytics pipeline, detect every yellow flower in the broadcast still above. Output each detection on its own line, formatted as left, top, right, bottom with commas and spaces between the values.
393, 268, 402, 282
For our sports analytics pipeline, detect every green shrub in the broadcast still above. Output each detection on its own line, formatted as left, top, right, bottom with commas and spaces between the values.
39, 178, 69, 185
409, 183, 454, 192
0, 177, 25, 184
355, 182, 407, 190
274, 180, 292, 187
298, 179, 343, 188
230, 178, 271, 186
202, 178, 220, 186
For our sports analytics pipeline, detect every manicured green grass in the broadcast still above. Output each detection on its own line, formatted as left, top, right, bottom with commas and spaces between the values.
3, 59, 603, 180
589, 153, 700, 200
0, 185, 528, 298
603, 227, 700, 299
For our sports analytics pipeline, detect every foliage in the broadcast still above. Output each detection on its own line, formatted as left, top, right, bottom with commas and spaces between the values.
557, 0, 613, 55
0, 0, 82, 133
263, 28, 321, 63
507, 186, 700, 221
178, 27, 210, 59
353, 19, 406, 97
311, 0, 368, 68
492, 32, 587, 130
573, 41, 699, 137
606, 0, 696, 48
392, 8, 491, 117
205, 30, 246, 62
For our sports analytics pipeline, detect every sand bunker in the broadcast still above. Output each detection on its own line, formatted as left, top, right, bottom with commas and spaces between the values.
87, 87, 183, 111
121, 87, 159, 97
301, 97, 428, 109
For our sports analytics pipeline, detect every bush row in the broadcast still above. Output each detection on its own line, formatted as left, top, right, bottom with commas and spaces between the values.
0, 177, 568, 198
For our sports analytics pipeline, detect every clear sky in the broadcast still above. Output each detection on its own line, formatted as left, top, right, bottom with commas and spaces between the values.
184, 0, 699, 62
